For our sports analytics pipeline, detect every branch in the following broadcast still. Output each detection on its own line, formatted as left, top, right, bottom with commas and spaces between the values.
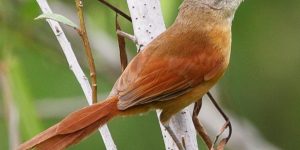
115, 15, 128, 72
98, 0, 132, 22
126, 0, 198, 149
75, 0, 98, 104
35, 0, 117, 149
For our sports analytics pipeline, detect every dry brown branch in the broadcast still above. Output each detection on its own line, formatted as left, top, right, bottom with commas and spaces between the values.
75, 0, 97, 104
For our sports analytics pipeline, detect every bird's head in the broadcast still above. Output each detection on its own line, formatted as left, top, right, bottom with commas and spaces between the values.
179, 0, 244, 23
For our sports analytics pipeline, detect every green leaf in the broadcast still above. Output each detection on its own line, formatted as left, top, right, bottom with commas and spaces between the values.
35, 13, 78, 29
4, 51, 43, 139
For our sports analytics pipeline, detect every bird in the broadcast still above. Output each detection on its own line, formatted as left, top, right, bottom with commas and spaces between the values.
18, 0, 243, 149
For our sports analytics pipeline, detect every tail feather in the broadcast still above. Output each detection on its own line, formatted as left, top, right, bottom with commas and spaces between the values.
18, 125, 59, 150
35, 120, 104, 150
35, 128, 83, 150
18, 97, 120, 150
57, 99, 113, 134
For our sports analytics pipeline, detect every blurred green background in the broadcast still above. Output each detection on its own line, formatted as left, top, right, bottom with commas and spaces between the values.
0, 0, 299, 150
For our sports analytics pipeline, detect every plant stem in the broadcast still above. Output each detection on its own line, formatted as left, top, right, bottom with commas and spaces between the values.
98, 0, 132, 22
35, 1, 117, 148
75, 0, 97, 104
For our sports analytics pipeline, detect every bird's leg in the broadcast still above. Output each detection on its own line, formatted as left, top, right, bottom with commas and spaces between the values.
192, 98, 213, 149
206, 92, 232, 150
213, 121, 230, 150
162, 122, 185, 150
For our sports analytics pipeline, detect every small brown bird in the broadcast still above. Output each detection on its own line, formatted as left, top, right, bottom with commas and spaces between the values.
19, 0, 242, 149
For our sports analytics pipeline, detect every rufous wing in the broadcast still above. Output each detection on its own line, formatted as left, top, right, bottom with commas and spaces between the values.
114, 25, 227, 110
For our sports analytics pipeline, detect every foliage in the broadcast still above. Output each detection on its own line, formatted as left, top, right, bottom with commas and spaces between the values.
35, 13, 78, 29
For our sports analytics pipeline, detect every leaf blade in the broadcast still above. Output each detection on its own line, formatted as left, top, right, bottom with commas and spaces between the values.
35, 13, 78, 29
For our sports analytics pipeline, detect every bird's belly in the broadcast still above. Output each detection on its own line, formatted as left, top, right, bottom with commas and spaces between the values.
155, 71, 223, 114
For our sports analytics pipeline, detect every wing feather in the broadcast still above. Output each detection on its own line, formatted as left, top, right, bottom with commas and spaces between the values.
113, 24, 228, 110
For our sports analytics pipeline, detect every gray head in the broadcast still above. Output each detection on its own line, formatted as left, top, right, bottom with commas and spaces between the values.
181, 0, 243, 22
201, 0, 243, 11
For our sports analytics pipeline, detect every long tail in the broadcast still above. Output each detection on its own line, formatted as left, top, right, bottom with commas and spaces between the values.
18, 96, 120, 150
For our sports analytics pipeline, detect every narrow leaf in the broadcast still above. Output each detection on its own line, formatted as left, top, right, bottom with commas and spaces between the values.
4, 51, 43, 139
35, 13, 78, 29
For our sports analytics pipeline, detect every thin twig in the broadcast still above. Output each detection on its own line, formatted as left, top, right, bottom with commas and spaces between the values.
115, 14, 128, 72
116, 30, 136, 43
75, 0, 97, 104
35, 0, 117, 149
98, 0, 132, 22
